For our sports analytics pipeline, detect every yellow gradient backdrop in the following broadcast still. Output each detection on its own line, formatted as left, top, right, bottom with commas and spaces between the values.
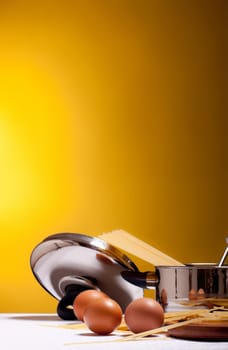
0, 0, 227, 312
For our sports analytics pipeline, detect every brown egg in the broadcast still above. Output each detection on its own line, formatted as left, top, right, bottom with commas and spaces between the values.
197, 288, 205, 300
73, 289, 108, 321
83, 298, 122, 335
189, 288, 197, 300
124, 297, 164, 333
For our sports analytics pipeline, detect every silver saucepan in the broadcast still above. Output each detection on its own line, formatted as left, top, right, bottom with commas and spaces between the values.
121, 237, 228, 309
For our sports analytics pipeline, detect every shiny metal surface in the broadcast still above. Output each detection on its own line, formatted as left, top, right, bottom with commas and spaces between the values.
30, 232, 143, 311
156, 264, 228, 302
218, 237, 228, 267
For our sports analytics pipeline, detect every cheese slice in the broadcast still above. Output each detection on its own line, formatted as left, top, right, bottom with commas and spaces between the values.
98, 229, 184, 267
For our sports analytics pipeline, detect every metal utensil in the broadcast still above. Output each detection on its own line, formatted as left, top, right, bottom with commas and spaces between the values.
30, 232, 143, 319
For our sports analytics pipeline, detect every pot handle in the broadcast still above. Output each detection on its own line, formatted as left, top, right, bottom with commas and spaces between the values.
120, 270, 159, 289
57, 284, 93, 320
218, 237, 228, 267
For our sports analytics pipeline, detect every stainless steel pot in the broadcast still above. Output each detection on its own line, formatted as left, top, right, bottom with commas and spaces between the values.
121, 238, 228, 309
121, 263, 228, 307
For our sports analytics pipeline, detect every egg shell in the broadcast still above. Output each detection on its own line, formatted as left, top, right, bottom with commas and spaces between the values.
197, 288, 205, 299
83, 298, 122, 335
189, 288, 197, 300
124, 297, 164, 333
73, 289, 108, 321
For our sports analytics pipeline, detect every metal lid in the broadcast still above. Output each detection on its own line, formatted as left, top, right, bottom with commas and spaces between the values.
30, 232, 143, 312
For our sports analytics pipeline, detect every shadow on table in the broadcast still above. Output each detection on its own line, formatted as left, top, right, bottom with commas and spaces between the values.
8, 314, 61, 321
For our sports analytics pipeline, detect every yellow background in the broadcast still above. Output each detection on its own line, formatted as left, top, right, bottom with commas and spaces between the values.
0, 0, 227, 312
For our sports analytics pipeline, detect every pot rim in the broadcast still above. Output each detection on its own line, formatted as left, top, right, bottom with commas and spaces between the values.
156, 263, 228, 269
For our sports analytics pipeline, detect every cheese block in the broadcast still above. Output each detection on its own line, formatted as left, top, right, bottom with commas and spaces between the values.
98, 229, 184, 267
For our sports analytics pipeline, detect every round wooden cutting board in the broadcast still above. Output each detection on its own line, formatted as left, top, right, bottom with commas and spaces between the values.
168, 320, 228, 341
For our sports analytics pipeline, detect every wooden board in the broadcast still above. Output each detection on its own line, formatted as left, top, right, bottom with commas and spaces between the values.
98, 229, 184, 266
168, 320, 228, 341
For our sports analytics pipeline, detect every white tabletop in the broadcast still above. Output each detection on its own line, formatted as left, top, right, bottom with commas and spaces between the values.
1, 314, 228, 350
